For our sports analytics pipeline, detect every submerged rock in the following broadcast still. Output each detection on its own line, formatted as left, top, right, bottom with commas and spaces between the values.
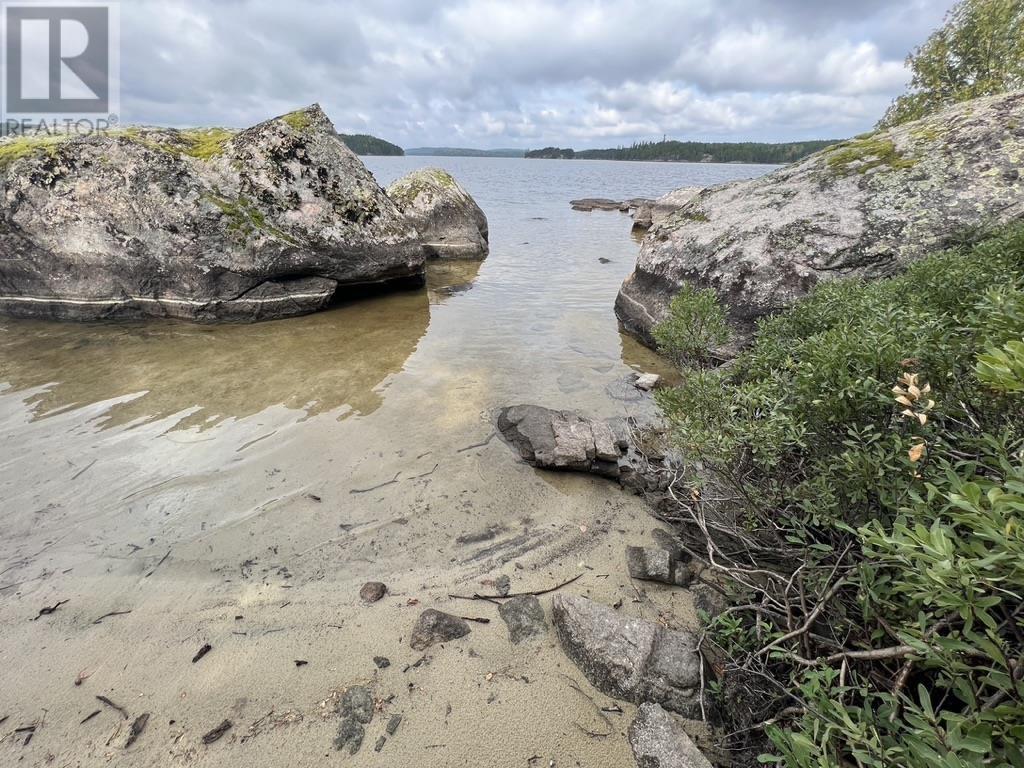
409, 609, 471, 650
497, 404, 623, 478
498, 594, 547, 644
628, 703, 713, 768
552, 594, 703, 717
617, 91, 1024, 346
387, 168, 489, 259
0, 105, 426, 322
634, 373, 661, 391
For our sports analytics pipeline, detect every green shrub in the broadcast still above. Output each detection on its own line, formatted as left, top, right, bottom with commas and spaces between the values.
652, 283, 731, 367
654, 226, 1024, 767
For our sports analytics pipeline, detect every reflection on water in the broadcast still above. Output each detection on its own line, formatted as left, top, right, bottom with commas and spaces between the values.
0, 261, 483, 432
0, 286, 431, 431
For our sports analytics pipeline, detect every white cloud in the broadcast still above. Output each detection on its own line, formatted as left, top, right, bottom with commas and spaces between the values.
119, 0, 953, 147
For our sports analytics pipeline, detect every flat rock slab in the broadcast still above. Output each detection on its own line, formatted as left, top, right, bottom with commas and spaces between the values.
626, 546, 691, 587
409, 609, 471, 650
552, 594, 702, 717
497, 405, 623, 478
629, 703, 713, 768
498, 594, 548, 644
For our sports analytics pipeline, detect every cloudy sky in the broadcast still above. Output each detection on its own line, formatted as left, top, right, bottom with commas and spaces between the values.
120, 0, 953, 149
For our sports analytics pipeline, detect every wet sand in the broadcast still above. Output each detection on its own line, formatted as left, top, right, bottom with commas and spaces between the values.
0, 157, 770, 765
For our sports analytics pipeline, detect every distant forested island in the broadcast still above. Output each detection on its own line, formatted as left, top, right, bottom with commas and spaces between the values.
339, 134, 404, 156
526, 139, 838, 164
406, 147, 525, 158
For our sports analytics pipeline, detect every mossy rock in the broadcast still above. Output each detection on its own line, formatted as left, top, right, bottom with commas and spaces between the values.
0, 134, 73, 171
824, 135, 918, 176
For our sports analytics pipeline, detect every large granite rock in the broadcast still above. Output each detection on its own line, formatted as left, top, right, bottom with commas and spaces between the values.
629, 703, 713, 768
617, 91, 1024, 346
387, 168, 488, 259
0, 105, 425, 322
497, 405, 623, 478
552, 594, 703, 717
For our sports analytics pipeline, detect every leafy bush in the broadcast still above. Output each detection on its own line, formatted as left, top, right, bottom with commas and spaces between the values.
652, 284, 731, 367
654, 226, 1024, 767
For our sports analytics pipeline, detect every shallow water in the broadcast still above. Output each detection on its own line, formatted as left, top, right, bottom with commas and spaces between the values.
0, 157, 773, 767
0, 157, 770, 431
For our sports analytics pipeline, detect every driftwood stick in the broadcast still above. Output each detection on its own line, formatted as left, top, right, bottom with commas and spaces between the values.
349, 473, 401, 495
448, 573, 583, 602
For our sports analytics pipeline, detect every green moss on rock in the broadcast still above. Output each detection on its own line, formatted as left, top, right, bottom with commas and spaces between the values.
113, 127, 235, 161
824, 136, 919, 177
282, 110, 313, 132
0, 134, 71, 171
204, 193, 299, 245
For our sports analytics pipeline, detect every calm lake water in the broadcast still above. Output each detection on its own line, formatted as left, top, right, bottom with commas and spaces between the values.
0, 157, 773, 433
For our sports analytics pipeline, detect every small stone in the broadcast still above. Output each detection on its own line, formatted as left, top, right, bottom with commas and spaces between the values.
386, 714, 403, 736
626, 546, 691, 587
634, 373, 661, 391
374, 735, 387, 752
409, 609, 471, 650
338, 686, 374, 724
497, 595, 547, 644
494, 575, 511, 597
628, 703, 713, 768
373, 656, 391, 669
359, 582, 387, 603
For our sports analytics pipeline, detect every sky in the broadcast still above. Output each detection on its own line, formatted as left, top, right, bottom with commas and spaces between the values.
120, 0, 954, 149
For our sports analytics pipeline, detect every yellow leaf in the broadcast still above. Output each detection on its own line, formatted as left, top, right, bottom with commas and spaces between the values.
895, 395, 913, 407
917, 413, 928, 426
908, 443, 926, 463
908, 385, 921, 400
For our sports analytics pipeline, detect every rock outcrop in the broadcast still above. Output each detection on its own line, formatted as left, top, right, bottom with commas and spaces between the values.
628, 703, 713, 768
0, 105, 426, 322
497, 404, 624, 478
387, 168, 489, 259
552, 594, 703, 717
617, 91, 1024, 346
631, 188, 700, 232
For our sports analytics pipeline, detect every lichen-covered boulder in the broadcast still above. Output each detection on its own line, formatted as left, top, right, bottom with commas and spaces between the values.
0, 105, 425, 322
387, 168, 488, 260
617, 91, 1024, 346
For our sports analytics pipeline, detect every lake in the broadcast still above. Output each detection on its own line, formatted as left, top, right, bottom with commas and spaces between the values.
0, 156, 774, 767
